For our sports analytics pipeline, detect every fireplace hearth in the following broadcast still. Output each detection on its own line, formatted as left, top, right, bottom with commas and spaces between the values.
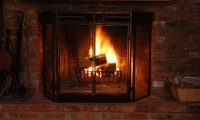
40, 11, 152, 102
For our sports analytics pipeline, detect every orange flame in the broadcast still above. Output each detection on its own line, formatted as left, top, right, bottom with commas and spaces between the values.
89, 26, 119, 70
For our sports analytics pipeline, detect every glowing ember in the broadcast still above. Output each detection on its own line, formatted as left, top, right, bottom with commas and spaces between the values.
88, 26, 119, 70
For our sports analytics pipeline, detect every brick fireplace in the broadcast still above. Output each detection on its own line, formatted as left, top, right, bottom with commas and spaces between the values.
0, 0, 200, 119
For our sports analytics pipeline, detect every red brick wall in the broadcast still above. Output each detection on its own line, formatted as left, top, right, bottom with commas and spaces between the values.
2, 0, 200, 97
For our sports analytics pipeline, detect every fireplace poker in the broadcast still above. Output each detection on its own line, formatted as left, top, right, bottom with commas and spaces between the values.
13, 11, 26, 96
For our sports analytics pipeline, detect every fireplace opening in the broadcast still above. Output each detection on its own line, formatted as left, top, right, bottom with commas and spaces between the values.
40, 11, 152, 102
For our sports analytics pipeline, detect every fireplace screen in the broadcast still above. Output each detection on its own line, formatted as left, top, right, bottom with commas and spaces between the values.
41, 12, 152, 102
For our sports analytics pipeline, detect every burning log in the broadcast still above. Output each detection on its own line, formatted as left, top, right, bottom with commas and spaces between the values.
78, 59, 91, 69
89, 54, 107, 66
78, 54, 107, 69
98, 63, 116, 71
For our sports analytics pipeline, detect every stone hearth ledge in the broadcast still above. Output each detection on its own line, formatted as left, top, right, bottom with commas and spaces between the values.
0, 95, 199, 120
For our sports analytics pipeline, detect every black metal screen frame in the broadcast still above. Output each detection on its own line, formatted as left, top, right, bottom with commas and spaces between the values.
41, 11, 152, 102
132, 12, 153, 101
56, 18, 131, 102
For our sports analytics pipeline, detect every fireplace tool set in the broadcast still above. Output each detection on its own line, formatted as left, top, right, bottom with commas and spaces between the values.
0, 11, 26, 97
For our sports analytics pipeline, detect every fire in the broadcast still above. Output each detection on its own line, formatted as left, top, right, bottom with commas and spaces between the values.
88, 26, 119, 70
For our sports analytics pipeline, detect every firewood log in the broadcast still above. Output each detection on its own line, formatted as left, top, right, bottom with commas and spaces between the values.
78, 59, 91, 69
90, 54, 107, 66
78, 54, 107, 69
98, 63, 116, 71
